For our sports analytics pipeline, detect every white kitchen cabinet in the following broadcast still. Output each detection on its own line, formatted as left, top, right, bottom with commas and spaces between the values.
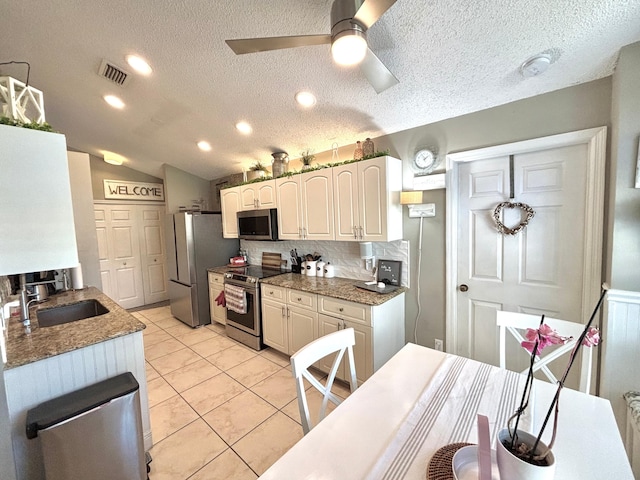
261, 285, 318, 354
208, 271, 226, 325
240, 180, 276, 210
262, 296, 289, 352
220, 186, 241, 238
276, 170, 334, 240
275, 176, 303, 240
316, 293, 405, 385
317, 314, 371, 385
333, 156, 403, 242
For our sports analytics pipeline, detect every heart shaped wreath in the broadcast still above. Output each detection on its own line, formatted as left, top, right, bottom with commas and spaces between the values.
492, 202, 535, 235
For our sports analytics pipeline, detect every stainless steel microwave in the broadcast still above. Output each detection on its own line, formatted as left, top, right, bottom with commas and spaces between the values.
237, 208, 279, 241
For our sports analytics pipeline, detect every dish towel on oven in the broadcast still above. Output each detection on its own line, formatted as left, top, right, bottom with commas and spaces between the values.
215, 290, 226, 307
224, 284, 247, 314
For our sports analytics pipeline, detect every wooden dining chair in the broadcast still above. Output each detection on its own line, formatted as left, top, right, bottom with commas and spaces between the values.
496, 311, 593, 393
290, 328, 358, 434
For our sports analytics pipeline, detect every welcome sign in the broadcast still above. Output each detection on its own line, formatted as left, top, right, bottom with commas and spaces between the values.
103, 180, 165, 201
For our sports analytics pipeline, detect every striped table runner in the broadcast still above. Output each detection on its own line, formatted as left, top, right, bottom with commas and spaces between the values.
366, 355, 532, 480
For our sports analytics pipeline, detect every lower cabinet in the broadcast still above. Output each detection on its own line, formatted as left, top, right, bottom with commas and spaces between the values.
261, 283, 405, 385
262, 285, 318, 355
208, 272, 226, 325
317, 314, 372, 385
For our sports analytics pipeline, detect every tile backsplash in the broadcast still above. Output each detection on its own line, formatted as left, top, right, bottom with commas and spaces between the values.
240, 239, 410, 287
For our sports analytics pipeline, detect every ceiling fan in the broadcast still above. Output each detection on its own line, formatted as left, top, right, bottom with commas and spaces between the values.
225, 0, 399, 94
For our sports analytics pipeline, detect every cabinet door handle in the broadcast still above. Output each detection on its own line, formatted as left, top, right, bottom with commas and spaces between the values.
359, 226, 364, 239
353, 226, 358, 239
337, 321, 342, 330
339, 307, 344, 312
303, 227, 307, 239
286, 307, 290, 318
270, 290, 274, 295
297, 297, 302, 301
282, 306, 286, 317
123, 262, 127, 266
298, 227, 302, 238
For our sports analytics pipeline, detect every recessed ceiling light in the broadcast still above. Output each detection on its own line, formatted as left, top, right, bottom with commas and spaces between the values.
295, 91, 317, 108
197, 140, 212, 152
103, 152, 126, 165
103, 94, 125, 109
125, 54, 153, 75
236, 121, 252, 135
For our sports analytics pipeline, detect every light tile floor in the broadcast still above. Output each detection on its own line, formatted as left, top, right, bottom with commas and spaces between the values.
131, 305, 350, 480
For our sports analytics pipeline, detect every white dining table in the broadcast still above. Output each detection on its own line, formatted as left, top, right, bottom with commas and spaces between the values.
259, 343, 633, 479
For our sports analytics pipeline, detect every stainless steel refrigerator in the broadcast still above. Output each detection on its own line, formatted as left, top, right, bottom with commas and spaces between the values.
166, 212, 239, 327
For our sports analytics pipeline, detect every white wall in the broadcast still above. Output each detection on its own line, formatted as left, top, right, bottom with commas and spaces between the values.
67, 152, 101, 289
163, 164, 212, 213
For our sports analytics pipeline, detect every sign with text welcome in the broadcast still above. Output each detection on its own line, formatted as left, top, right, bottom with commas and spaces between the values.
103, 180, 165, 201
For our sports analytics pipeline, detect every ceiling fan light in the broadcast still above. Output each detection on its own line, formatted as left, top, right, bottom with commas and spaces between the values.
331, 32, 367, 66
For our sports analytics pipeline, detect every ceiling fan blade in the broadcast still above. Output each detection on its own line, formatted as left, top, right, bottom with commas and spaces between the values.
360, 48, 399, 94
226, 34, 331, 55
354, 0, 398, 29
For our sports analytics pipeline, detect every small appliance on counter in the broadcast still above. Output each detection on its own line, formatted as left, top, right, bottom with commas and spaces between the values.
355, 259, 402, 294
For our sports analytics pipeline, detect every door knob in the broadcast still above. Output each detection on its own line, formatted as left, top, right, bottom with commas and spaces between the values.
459, 284, 469, 292
123, 262, 127, 266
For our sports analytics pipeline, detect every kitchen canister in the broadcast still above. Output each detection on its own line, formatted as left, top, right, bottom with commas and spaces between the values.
306, 260, 317, 277
324, 262, 335, 278
316, 261, 325, 277
300, 261, 307, 275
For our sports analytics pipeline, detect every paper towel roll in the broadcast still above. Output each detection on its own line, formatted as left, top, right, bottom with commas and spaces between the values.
71, 263, 84, 290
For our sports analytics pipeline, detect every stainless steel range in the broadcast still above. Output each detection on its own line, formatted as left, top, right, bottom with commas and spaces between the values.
224, 265, 284, 350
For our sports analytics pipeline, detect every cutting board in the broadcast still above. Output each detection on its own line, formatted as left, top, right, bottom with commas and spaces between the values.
262, 252, 283, 269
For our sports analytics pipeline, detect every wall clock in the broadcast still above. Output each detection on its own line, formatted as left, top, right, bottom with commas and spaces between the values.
414, 149, 437, 173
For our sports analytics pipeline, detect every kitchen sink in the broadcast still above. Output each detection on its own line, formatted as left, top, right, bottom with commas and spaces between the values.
37, 300, 109, 327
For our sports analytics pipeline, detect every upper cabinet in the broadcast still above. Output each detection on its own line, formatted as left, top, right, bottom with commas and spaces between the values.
276, 169, 334, 240
0, 125, 78, 274
220, 186, 241, 238
240, 180, 276, 210
220, 156, 403, 241
333, 156, 403, 242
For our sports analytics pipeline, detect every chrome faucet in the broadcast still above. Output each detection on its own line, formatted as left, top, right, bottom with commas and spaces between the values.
20, 286, 38, 328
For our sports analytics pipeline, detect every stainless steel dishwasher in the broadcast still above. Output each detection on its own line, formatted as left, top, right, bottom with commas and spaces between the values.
26, 372, 148, 480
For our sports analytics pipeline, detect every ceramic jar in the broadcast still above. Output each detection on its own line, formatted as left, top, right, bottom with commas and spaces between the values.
300, 261, 307, 275
306, 260, 317, 277
324, 263, 335, 278
316, 261, 325, 277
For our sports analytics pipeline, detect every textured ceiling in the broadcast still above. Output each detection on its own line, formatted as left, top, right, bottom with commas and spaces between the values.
2, 0, 639, 180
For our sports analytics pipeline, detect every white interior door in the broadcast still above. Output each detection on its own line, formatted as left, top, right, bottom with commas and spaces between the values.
446, 128, 606, 369
139, 205, 168, 304
108, 207, 145, 309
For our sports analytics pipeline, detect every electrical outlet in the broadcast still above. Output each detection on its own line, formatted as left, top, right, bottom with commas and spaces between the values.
434, 339, 444, 351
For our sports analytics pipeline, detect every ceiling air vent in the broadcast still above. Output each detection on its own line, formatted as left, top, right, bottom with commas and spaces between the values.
97, 59, 131, 87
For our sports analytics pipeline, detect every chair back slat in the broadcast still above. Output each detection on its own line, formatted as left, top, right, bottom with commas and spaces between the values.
290, 328, 358, 434
496, 311, 593, 393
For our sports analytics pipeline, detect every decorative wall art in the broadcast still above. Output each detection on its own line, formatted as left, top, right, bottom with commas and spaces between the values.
492, 154, 536, 236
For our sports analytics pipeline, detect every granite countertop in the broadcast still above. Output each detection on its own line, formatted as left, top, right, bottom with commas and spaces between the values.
3, 287, 145, 370
260, 273, 407, 306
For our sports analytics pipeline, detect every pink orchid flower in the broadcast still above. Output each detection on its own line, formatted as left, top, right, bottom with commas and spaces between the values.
521, 324, 569, 355
582, 327, 600, 347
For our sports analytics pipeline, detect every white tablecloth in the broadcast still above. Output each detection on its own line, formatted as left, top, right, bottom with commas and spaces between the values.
259, 343, 632, 479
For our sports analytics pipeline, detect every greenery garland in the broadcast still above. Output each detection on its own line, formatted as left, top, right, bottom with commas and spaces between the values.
222, 149, 390, 189
0, 116, 54, 132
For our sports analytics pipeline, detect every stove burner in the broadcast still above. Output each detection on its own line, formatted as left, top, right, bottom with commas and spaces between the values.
224, 265, 286, 283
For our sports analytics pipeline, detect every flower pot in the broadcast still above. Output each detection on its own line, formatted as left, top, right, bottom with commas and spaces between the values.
246, 170, 265, 181
496, 428, 555, 480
